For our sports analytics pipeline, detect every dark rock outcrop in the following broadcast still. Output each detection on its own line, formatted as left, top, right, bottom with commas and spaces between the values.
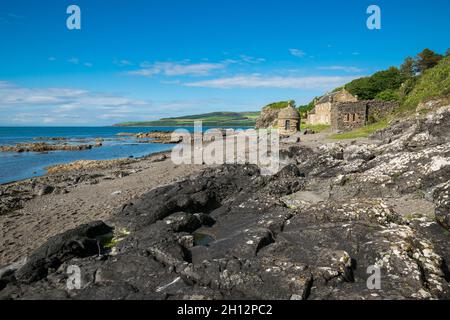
135, 131, 182, 144
0, 142, 102, 153
255, 106, 281, 129
435, 181, 450, 231
13, 221, 113, 284
1, 106, 450, 300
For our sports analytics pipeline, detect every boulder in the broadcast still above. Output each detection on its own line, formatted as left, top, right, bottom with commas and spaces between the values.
33, 184, 55, 196
14, 221, 113, 284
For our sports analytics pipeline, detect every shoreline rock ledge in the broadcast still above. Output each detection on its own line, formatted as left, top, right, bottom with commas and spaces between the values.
0, 142, 102, 153
1, 106, 450, 300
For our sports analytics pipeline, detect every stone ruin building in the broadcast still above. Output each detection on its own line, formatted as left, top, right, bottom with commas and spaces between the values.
278, 101, 300, 136
307, 89, 398, 131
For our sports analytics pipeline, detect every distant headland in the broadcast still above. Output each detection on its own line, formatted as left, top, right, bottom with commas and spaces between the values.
113, 111, 260, 127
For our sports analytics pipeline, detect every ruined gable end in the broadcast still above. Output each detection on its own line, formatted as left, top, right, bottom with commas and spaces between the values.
307, 89, 358, 126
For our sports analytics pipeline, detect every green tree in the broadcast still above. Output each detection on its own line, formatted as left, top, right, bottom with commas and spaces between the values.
415, 48, 443, 73
399, 77, 418, 98
298, 99, 316, 118
400, 57, 416, 78
375, 89, 400, 101
403, 55, 450, 110
346, 67, 405, 100
446, 48, 450, 57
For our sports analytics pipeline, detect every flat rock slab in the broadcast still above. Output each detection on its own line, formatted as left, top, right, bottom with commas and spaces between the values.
281, 189, 329, 209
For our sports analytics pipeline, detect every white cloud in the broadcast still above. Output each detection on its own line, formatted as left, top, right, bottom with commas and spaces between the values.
289, 49, 306, 58
66, 58, 93, 67
317, 66, 364, 73
127, 55, 266, 77
128, 61, 227, 77
0, 13, 23, 24
0, 83, 87, 106
68, 57, 79, 64
114, 59, 133, 67
43, 117, 57, 124
0, 81, 155, 125
184, 75, 359, 89
0, 81, 255, 125
239, 55, 266, 64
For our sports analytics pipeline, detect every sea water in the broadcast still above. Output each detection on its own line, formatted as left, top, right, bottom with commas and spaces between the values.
0, 126, 232, 184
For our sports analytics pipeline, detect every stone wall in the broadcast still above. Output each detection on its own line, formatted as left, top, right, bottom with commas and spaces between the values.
331, 102, 367, 131
307, 102, 332, 125
331, 100, 398, 131
366, 100, 398, 123
333, 90, 359, 103
307, 89, 358, 126
278, 118, 300, 136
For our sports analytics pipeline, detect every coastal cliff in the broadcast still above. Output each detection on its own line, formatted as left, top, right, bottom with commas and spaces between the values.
255, 101, 290, 129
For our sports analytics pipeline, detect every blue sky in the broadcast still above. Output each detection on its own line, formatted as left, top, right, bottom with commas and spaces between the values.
0, 0, 449, 125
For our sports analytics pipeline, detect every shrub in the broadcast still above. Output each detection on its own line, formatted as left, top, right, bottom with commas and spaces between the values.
266, 101, 292, 109
375, 89, 400, 102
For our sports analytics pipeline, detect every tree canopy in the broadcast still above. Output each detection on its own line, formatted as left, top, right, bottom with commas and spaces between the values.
346, 67, 405, 100
400, 57, 416, 78
415, 48, 443, 73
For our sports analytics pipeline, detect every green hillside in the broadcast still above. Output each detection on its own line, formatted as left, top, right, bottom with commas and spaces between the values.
301, 49, 449, 116
330, 49, 450, 139
114, 111, 260, 127
401, 55, 450, 111
265, 101, 290, 109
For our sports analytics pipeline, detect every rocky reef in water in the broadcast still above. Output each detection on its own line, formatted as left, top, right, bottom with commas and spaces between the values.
1, 106, 450, 300
0, 142, 103, 153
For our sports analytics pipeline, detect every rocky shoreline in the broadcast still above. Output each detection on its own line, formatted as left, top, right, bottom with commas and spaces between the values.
0, 142, 103, 153
121, 129, 230, 144
116, 131, 181, 144
0, 130, 184, 154
0, 151, 171, 216
0, 106, 449, 300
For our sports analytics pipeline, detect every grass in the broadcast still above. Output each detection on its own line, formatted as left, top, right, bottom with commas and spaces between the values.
400, 56, 450, 113
301, 122, 330, 133
99, 228, 131, 250
330, 119, 389, 140
391, 171, 403, 181
265, 101, 290, 109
